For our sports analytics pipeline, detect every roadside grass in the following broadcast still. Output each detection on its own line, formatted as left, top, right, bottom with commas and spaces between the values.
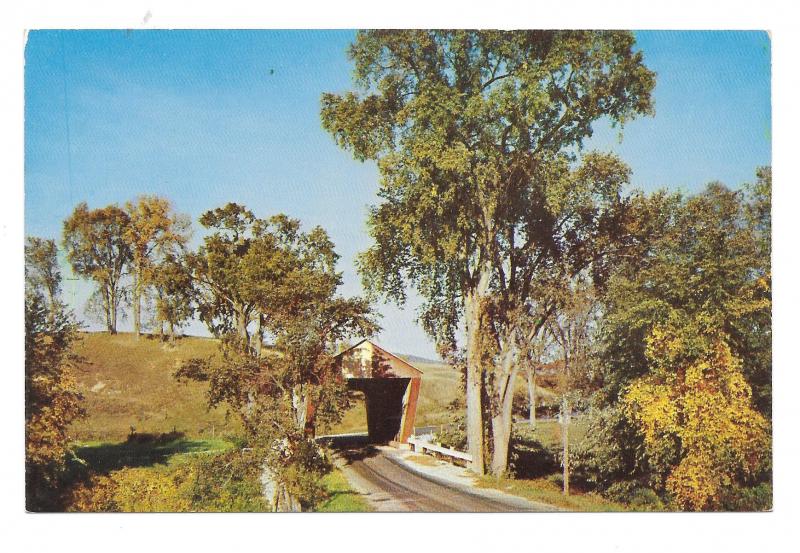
476, 475, 628, 512
70, 332, 241, 442
480, 418, 628, 511
317, 469, 372, 512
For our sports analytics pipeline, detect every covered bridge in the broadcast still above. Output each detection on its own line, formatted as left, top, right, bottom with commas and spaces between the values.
332, 339, 423, 444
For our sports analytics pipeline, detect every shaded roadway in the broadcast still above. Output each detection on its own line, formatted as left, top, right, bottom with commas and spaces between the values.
323, 435, 550, 512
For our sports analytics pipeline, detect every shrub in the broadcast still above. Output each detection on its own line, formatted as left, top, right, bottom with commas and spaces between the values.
604, 481, 665, 511
569, 405, 651, 491
66, 449, 268, 512
719, 483, 772, 512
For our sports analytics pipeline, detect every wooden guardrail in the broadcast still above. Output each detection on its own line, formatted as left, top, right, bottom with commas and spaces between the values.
407, 436, 473, 463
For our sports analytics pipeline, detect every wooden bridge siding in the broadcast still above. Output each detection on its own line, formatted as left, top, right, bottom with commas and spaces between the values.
397, 377, 421, 444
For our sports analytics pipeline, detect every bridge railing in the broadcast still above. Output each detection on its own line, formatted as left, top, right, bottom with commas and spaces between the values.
407, 436, 473, 463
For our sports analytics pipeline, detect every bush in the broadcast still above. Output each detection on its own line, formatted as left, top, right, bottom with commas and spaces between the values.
66, 449, 268, 512
569, 405, 654, 491
603, 481, 665, 511
508, 427, 560, 480
719, 483, 772, 512
433, 411, 467, 451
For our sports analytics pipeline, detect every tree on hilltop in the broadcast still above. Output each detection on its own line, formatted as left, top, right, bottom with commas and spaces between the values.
124, 195, 191, 338
63, 203, 132, 334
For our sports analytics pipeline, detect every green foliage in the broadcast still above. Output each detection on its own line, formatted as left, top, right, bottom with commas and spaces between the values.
719, 482, 772, 512
322, 29, 656, 475
322, 30, 655, 337
579, 170, 773, 509
151, 253, 196, 339
598, 175, 772, 411
603, 481, 665, 511
179, 204, 378, 510
68, 448, 268, 512
62, 202, 132, 333
570, 405, 649, 491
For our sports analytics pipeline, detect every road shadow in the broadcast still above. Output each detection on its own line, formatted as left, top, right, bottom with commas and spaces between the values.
319, 434, 381, 465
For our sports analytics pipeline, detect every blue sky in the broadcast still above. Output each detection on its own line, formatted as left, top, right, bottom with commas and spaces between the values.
24, 30, 771, 359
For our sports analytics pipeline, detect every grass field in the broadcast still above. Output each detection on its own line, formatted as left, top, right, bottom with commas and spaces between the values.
69, 332, 240, 442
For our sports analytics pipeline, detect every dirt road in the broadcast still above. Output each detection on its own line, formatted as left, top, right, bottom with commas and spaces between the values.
332, 442, 551, 512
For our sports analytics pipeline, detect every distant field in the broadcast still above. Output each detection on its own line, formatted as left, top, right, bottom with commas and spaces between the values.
69, 332, 240, 442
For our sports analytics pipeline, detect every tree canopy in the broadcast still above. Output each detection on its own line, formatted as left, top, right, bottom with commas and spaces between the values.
322, 30, 656, 475
123, 195, 191, 337
178, 203, 378, 511
62, 203, 132, 334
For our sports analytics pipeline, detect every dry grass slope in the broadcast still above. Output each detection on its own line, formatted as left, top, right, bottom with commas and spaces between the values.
70, 332, 241, 442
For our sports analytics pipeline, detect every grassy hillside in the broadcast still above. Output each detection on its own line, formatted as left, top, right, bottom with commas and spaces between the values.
70, 332, 240, 442
70, 332, 554, 440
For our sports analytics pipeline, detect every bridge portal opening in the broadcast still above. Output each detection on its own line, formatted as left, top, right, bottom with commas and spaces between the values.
347, 378, 412, 443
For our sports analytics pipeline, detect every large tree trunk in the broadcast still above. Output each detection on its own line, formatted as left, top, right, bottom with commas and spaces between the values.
168, 320, 175, 343
527, 368, 536, 429
110, 288, 118, 335
292, 386, 308, 430
103, 285, 117, 334
262, 386, 311, 512
235, 308, 250, 347
261, 465, 303, 512
464, 291, 486, 475
273, 484, 302, 512
561, 397, 570, 496
253, 314, 263, 357
490, 344, 518, 477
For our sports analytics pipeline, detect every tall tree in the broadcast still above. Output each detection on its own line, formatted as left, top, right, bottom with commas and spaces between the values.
63, 203, 132, 334
178, 207, 377, 511
188, 203, 260, 346
152, 253, 196, 342
321, 30, 655, 474
124, 196, 191, 338
25, 237, 84, 511
516, 323, 552, 429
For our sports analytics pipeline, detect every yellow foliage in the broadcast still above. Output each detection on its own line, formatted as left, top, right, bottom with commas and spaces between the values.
623, 327, 770, 510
